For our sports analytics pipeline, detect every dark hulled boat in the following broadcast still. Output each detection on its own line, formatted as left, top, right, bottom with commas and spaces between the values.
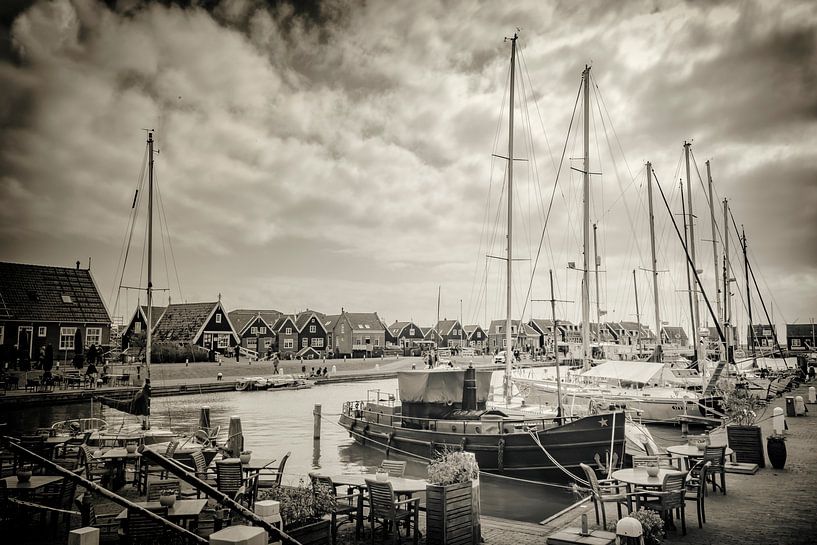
338, 366, 626, 482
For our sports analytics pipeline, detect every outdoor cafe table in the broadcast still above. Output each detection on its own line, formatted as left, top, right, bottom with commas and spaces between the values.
115, 499, 208, 529
99, 448, 141, 490
611, 467, 685, 509
665, 444, 734, 469
43, 436, 70, 458
1, 475, 63, 496
241, 457, 277, 477
324, 474, 429, 535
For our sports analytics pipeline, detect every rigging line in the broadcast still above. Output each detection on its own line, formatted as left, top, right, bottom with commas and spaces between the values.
154, 166, 185, 302
517, 76, 583, 323
747, 243, 788, 325
153, 167, 172, 302
110, 145, 149, 314
517, 43, 558, 174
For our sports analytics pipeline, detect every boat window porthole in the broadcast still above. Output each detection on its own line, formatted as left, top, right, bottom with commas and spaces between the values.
475, 426, 481, 434
451, 425, 457, 433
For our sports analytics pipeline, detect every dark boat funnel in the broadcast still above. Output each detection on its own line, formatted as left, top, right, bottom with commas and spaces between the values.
462, 366, 477, 411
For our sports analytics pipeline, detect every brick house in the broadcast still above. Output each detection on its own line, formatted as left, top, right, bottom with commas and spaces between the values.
325, 311, 385, 358
487, 319, 536, 353
0, 261, 112, 365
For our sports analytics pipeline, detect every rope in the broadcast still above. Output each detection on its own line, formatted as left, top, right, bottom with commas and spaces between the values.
8, 498, 80, 516
524, 427, 589, 487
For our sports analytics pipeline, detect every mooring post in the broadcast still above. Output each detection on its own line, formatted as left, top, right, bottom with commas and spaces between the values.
313, 404, 322, 440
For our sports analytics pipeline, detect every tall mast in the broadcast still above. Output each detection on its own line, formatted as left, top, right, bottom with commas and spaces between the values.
743, 228, 756, 361
593, 223, 602, 340
680, 180, 695, 355
723, 198, 732, 361
581, 65, 591, 371
503, 33, 517, 401
146, 130, 154, 383
646, 162, 662, 356
706, 160, 722, 355
550, 270, 563, 421
684, 141, 701, 360
633, 269, 641, 356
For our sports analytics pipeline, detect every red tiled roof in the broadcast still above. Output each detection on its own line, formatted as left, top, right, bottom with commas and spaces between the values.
153, 302, 217, 343
0, 261, 110, 323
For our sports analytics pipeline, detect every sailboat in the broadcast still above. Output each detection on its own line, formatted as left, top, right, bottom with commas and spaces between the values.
509, 83, 722, 425
338, 35, 626, 482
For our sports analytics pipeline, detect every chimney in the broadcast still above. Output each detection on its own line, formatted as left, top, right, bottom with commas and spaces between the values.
75, 260, 80, 270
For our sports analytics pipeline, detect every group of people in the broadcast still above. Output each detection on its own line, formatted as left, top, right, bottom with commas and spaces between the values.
305, 365, 329, 378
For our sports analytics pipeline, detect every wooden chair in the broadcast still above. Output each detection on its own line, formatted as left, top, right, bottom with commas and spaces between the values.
379, 460, 407, 477
365, 478, 420, 545
257, 451, 290, 489
123, 505, 168, 544
32, 474, 77, 531
685, 461, 711, 528
235, 474, 260, 512
80, 445, 110, 483
138, 441, 179, 493
639, 473, 687, 536
309, 473, 361, 544
701, 446, 726, 495
180, 450, 215, 498
146, 479, 181, 501
75, 493, 120, 543
579, 463, 632, 528
631, 455, 660, 468
215, 459, 244, 499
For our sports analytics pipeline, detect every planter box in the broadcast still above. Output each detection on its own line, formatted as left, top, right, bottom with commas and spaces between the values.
287, 519, 331, 545
426, 481, 473, 545
727, 425, 765, 468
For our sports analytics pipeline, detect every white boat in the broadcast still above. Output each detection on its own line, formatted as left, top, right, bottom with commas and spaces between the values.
236, 374, 311, 391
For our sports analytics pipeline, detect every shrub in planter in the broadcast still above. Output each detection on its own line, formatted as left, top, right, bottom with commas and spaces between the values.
606, 508, 665, 545
720, 385, 766, 467
258, 480, 333, 545
426, 450, 479, 545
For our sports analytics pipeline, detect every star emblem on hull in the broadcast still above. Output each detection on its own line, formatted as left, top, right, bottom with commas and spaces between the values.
598, 417, 609, 427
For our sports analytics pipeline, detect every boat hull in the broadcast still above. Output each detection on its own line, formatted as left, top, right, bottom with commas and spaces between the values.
338, 409, 626, 483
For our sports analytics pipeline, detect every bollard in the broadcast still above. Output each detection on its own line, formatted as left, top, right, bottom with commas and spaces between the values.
616, 517, 644, 545
773, 407, 786, 435
255, 500, 283, 529
68, 527, 100, 545
809, 386, 816, 404
226, 416, 244, 458
375, 363, 379, 371
313, 404, 322, 440
580, 513, 589, 536
332, 364, 337, 376
209, 526, 267, 545
795, 396, 807, 416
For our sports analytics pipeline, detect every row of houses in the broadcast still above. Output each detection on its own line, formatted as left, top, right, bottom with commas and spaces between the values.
2, 261, 814, 363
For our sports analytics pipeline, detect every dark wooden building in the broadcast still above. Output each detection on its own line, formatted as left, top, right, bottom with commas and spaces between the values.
786, 323, 816, 352
151, 301, 238, 351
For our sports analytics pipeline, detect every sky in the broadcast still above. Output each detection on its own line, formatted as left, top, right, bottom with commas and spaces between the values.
1, 0, 816, 341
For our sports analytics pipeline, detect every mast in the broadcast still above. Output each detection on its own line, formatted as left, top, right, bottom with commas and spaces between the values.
593, 223, 602, 340
633, 269, 641, 356
146, 131, 154, 383
549, 270, 563, 421
723, 199, 732, 361
684, 141, 701, 361
503, 33, 517, 401
646, 162, 662, 356
581, 65, 591, 371
743, 228, 756, 361
680, 180, 695, 356
706, 160, 723, 357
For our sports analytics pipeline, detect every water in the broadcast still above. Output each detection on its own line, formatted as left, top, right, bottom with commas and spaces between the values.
2, 376, 578, 522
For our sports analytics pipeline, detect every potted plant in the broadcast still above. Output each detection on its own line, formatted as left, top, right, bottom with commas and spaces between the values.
158, 487, 177, 507
721, 385, 766, 468
766, 433, 787, 469
16, 464, 32, 483
258, 480, 332, 545
240, 450, 252, 464
608, 508, 665, 545
426, 450, 479, 545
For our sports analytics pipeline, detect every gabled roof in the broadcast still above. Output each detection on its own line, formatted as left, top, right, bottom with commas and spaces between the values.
295, 346, 322, 358
228, 309, 282, 335
296, 311, 326, 333
344, 312, 385, 332
323, 314, 341, 331
463, 324, 484, 334
528, 319, 556, 335
487, 319, 535, 336
787, 324, 817, 336
662, 326, 689, 342
435, 319, 460, 336
152, 301, 237, 343
0, 261, 110, 323
140, 306, 166, 329
273, 315, 298, 332
421, 327, 441, 340
389, 321, 411, 336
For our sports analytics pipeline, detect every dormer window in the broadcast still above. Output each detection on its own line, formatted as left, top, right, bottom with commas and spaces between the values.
61, 294, 72, 303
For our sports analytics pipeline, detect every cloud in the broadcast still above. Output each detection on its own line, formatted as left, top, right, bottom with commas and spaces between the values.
0, 0, 815, 334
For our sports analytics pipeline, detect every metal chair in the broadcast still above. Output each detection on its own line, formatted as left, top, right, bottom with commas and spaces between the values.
309, 473, 361, 544
639, 472, 687, 536
379, 460, 407, 477
685, 461, 711, 528
579, 462, 632, 528
257, 451, 290, 489
146, 479, 181, 501
365, 478, 420, 545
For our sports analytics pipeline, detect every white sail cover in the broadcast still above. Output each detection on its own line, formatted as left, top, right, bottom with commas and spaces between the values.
580, 361, 666, 384
398, 369, 493, 403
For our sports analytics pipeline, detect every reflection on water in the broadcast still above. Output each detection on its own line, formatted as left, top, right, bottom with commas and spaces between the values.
2, 377, 577, 522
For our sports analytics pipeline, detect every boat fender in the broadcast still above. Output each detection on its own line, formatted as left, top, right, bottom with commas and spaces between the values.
497, 438, 505, 470
429, 440, 436, 459
460, 437, 467, 451
386, 432, 395, 456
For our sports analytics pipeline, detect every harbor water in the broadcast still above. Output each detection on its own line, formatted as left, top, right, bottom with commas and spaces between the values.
3, 375, 581, 523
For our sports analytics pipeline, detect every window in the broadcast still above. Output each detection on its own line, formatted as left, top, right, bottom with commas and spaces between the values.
218, 335, 229, 348
60, 327, 77, 350
310, 325, 316, 333
283, 339, 294, 349
409, 328, 415, 335
302, 337, 308, 347
502, 339, 507, 347
312, 338, 324, 348
453, 329, 458, 336
340, 325, 345, 333
215, 313, 222, 324
259, 327, 266, 334
251, 327, 258, 335
497, 326, 503, 333
374, 338, 379, 346
134, 322, 142, 333
247, 338, 257, 349
285, 327, 292, 335
86, 327, 102, 346
476, 332, 481, 339
354, 338, 361, 345
792, 339, 801, 347
38, 326, 47, 337
264, 339, 272, 348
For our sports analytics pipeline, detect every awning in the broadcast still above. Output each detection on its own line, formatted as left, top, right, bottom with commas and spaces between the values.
581, 361, 665, 384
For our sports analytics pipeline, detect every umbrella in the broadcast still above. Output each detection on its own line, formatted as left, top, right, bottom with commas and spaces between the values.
42, 343, 54, 372
18, 330, 30, 370
73, 328, 85, 369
